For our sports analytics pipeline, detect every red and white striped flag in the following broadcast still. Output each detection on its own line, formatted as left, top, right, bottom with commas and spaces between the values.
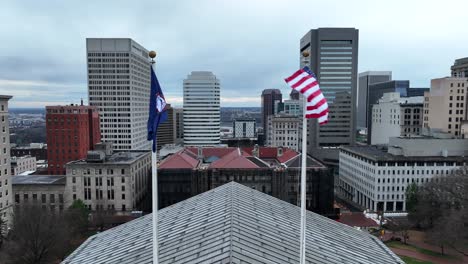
284, 66, 328, 125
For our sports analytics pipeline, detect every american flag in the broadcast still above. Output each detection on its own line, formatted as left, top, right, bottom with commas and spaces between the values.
284, 66, 328, 125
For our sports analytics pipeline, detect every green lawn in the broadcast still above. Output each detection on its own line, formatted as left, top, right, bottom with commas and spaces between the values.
399, 255, 434, 264
386, 241, 453, 259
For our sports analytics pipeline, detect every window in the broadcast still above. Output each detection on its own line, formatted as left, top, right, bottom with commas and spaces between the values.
122, 204, 126, 211
50, 194, 55, 203
42, 194, 46, 203
122, 193, 125, 200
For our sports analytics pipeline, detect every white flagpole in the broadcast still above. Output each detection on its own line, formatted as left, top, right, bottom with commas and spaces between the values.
299, 94, 308, 264
149, 53, 159, 264
152, 149, 159, 264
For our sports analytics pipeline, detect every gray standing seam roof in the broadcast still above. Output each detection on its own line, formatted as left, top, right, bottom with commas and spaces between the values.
63, 182, 402, 264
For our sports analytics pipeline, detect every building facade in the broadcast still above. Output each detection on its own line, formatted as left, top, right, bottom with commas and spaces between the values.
87, 38, 151, 151
175, 108, 184, 143
371, 93, 423, 145
0, 95, 12, 228
261, 89, 282, 137
300, 28, 359, 163
357, 71, 392, 129
155, 104, 175, 150
233, 118, 256, 139
11, 155, 37, 175
12, 175, 66, 213
11, 144, 47, 161
282, 99, 303, 116
158, 146, 335, 217
267, 115, 302, 151
183, 71, 221, 146
46, 104, 101, 175
65, 143, 150, 213
339, 137, 468, 212
423, 77, 468, 138
451, 57, 468, 78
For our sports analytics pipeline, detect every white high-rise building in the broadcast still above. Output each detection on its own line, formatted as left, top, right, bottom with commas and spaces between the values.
267, 114, 302, 151
371, 93, 424, 145
87, 38, 151, 151
0, 95, 13, 229
183, 72, 220, 146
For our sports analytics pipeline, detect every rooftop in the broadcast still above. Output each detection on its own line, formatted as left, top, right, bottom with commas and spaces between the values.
68, 151, 149, 166
341, 145, 468, 162
12, 175, 66, 185
159, 147, 325, 170
63, 182, 402, 264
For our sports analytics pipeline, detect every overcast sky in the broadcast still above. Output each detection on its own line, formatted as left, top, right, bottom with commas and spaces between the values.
0, 0, 467, 108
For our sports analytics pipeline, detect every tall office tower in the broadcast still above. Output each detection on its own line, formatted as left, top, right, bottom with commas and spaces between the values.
174, 108, 184, 143
0, 95, 12, 228
451, 57, 468, 78
87, 38, 151, 151
357, 71, 392, 129
46, 104, 101, 175
155, 104, 175, 150
261, 89, 282, 137
183, 71, 221, 146
233, 118, 256, 138
423, 77, 468, 138
300, 28, 359, 163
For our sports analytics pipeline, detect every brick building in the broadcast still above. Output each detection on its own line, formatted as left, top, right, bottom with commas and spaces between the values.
158, 146, 335, 217
46, 104, 101, 175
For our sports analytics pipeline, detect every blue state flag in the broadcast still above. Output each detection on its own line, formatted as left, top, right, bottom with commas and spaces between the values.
147, 66, 168, 152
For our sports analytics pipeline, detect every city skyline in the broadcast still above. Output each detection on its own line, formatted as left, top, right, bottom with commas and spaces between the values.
1, 0, 468, 108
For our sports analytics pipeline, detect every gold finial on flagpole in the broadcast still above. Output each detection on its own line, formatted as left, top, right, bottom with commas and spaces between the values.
149, 50, 157, 64
302, 51, 309, 58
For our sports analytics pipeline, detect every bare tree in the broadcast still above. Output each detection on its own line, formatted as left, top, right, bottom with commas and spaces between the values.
0, 214, 6, 249
6, 205, 73, 264
386, 217, 412, 244
408, 170, 468, 256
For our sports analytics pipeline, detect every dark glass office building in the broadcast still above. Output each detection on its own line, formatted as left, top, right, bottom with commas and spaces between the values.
357, 71, 392, 129
300, 28, 359, 165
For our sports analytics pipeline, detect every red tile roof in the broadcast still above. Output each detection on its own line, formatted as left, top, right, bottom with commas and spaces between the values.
210, 149, 259, 169
258, 147, 278, 158
277, 148, 299, 163
186, 147, 237, 159
159, 147, 299, 170
339, 213, 379, 228
159, 151, 199, 169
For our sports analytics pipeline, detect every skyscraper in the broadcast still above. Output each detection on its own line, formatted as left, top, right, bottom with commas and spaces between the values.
183, 71, 221, 146
155, 104, 175, 150
357, 71, 392, 129
87, 38, 151, 150
451, 57, 468, 78
261, 89, 282, 136
300, 28, 359, 163
0, 95, 12, 228
423, 77, 468, 138
46, 104, 101, 175
174, 108, 184, 143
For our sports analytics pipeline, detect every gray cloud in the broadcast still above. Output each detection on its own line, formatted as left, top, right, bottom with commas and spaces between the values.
0, 0, 467, 108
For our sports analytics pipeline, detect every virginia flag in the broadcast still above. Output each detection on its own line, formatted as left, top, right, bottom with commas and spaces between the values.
147, 66, 168, 152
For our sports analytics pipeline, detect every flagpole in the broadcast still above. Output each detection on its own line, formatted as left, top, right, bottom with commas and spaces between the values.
299, 51, 310, 264
299, 94, 307, 264
149, 50, 159, 264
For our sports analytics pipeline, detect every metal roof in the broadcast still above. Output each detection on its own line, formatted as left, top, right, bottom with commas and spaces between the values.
63, 182, 402, 264
12, 175, 65, 185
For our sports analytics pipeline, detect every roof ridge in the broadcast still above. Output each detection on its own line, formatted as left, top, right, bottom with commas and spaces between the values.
228, 181, 234, 262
